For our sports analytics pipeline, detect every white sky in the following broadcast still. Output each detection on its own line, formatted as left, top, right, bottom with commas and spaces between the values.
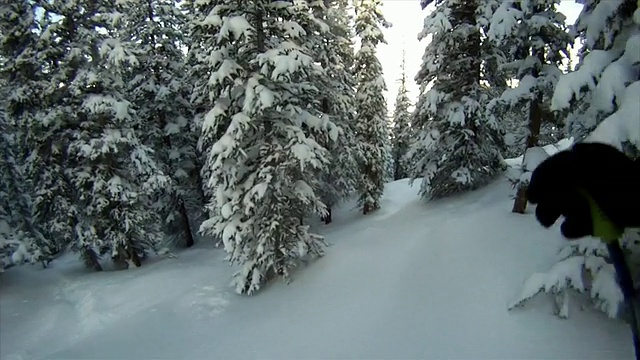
378, 0, 584, 114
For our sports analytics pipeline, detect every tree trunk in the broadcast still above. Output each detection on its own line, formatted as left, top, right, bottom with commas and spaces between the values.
322, 206, 332, 224
362, 162, 379, 215
179, 198, 195, 248
513, 76, 544, 214
394, 153, 401, 181
130, 248, 142, 267
114, 244, 142, 269
84, 248, 103, 272
194, 161, 207, 203
512, 185, 529, 214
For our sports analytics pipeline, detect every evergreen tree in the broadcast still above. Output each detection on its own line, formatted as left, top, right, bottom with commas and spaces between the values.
184, 0, 224, 206
551, 0, 639, 151
477, 0, 509, 90
310, 0, 359, 224
391, 51, 412, 181
19, 2, 98, 269
123, 0, 202, 248
408, 0, 502, 199
198, 0, 339, 295
0, 102, 40, 269
487, 0, 572, 213
352, 0, 391, 214
509, 236, 627, 319
511, 0, 640, 321
0, 0, 57, 265
477, 0, 516, 158
32, 0, 169, 270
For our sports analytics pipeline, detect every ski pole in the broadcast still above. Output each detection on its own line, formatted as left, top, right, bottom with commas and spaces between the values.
580, 189, 640, 359
607, 241, 640, 360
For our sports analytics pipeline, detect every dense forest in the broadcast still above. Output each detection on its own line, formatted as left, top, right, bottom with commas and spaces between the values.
1, 0, 638, 300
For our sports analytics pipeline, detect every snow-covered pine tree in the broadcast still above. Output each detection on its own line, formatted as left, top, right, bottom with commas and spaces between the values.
309, 0, 359, 224
391, 50, 412, 181
34, 0, 169, 270
0, 0, 57, 265
477, 0, 508, 89
477, 0, 516, 157
508, 236, 626, 319
510, 0, 640, 321
184, 0, 225, 206
122, 0, 203, 248
198, 0, 339, 295
0, 101, 40, 270
19, 2, 100, 270
408, 0, 503, 199
352, 0, 391, 214
551, 0, 639, 152
328, 0, 357, 70
487, 0, 572, 213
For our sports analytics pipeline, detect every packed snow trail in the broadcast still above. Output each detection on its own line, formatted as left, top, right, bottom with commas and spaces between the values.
0, 179, 633, 359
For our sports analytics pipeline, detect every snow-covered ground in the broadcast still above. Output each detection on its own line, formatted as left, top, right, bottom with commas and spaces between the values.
0, 176, 633, 359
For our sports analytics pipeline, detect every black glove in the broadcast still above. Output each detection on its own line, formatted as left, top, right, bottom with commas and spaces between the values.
526, 142, 640, 240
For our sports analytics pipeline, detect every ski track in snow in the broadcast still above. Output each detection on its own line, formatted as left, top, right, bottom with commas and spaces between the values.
0, 178, 634, 359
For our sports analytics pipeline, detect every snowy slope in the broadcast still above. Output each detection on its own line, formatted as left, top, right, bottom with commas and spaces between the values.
0, 177, 633, 359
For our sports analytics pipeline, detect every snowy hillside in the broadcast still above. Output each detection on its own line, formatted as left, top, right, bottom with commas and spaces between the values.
1, 176, 633, 359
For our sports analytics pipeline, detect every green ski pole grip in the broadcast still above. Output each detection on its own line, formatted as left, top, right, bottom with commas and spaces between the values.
578, 189, 624, 243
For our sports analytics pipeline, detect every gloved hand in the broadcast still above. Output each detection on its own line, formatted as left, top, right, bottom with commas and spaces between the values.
526, 142, 640, 242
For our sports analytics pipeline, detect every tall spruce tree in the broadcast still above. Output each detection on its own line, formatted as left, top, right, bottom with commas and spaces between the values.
31, 0, 169, 270
0, 100, 41, 269
391, 51, 412, 181
184, 0, 225, 207
510, 0, 640, 321
408, 0, 502, 199
487, 0, 572, 213
198, 0, 339, 295
1, 0, 59, 265
552, 0, 639, 151
353, 0, 391, 214
123, 0, 202, 248
310, 0, 359, 224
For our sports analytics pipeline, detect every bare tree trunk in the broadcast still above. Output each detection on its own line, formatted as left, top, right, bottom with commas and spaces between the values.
394, 153, 401, 181
512, 185, 529, 214
363, 163, 373, 215
322, 206, 332, 224
130, 248, 142, 267
513, 79, 544, 214
84, 248, 103, 272
179, 199, 195, 247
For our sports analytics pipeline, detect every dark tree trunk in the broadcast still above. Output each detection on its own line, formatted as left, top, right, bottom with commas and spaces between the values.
130, 248, 142, 267
84, 248, 103, 272
322, 206, 332, 224
394, 153, 401, 181
194, 158, 207, 203
114, 244, 142, 269
362, 163, 379, 215
512, 185, 529, 214
179, 198, 195, 247
513, 49, 544, 214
